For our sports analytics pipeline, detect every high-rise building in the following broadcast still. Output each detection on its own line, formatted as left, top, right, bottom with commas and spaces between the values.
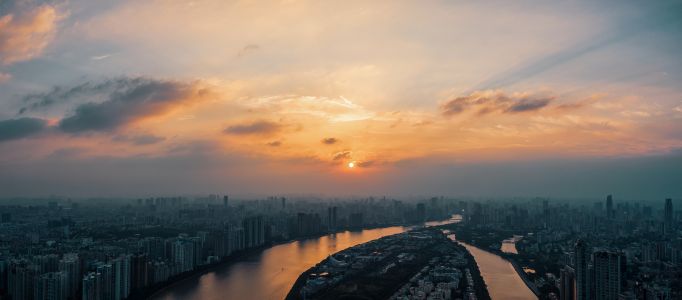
327, 207, 338, 231
59, 253, 80, 300
664, 198, 673, 236
593, 251, 624, 300
416, 203, 426, 222
243, 216, 265, 248
606, 195, 614, 220
130, 254, 149, 291
559, 265, 575, 300
574, 239, 589, 300
34, 272, 67, 300
82, 272, 102, 300
223, 195, 229, 207
9, 260, 37, 300
111, 255, 131, 300
96, 263, 114, 300
173, 240, 196, 273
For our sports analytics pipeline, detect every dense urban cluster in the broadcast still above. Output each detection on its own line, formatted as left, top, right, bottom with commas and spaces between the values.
288, 228, 489, 300
446, 196, 680, 300
0, 196, 455, 300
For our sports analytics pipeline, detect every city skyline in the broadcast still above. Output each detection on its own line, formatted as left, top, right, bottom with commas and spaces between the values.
1, 0, 682, 197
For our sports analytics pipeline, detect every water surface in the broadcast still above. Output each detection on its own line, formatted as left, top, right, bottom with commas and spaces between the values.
152, 227, 406, 300
455, 238, 536, 300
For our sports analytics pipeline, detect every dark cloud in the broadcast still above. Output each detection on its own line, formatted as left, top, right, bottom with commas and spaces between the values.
266, 140, 282, 147
112, 134, 166, 145
57, 78, 208, 133
441, 91, 553, 116
322, 137, 338, 145
0, 117, 47, 142
224, 120, 282, 136
19, 78, 151, 114
356, 160, 375, 168
506, 98, 551, 112
332, 150, 352, 161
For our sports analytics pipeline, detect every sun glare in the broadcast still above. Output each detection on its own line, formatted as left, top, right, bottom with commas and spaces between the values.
348, 161, 355, 168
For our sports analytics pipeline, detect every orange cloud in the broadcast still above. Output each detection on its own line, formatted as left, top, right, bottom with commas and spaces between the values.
441, 90, 555, 117
0, 4, 58, 65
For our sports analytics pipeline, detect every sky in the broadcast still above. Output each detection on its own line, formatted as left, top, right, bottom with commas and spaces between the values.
0, 0, 681, 199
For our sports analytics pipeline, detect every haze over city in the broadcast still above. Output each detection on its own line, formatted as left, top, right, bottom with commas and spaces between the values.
1, 0, 681, 198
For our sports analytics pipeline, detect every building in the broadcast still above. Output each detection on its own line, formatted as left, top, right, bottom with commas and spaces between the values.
130, 254, 149, 291
664, 198, 673, 236
173, 239, 196, 273
243, 216, 265, 248
327, 207, 338, 231
559, 265, 575, 300
34, 272, 67, 300
8, 260, 37, 300
606, 195, 614, 220
111, 255, 131, 300
592, 250, 624, 300
82, 272, 102, 300
58, 254, 80, 300
574, 239, 589, 300
96, 263, 114, 300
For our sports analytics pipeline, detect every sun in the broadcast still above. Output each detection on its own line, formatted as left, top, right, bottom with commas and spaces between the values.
347, 161, 355, 168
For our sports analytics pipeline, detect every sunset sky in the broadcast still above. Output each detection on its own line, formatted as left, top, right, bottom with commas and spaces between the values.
1, 0, 681, 198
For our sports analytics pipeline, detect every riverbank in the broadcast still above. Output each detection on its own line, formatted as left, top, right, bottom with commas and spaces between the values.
286, 228, 490, 300
431, 223, 538, 299
144, 220, 448, 300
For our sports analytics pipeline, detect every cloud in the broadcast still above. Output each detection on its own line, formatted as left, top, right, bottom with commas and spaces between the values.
223, 120, 283, 136
57, 77, 210, 133
112, 134, 166, 145
0, 117, 47, 142
332, 150, 351, 161
322, 137, 338, 145
91, 53, 115, 60
266, 140, 282, 147
0, 4, 58, 65
20, 77, 151, 114
441, 90, 553, 116
506, 98, 552, 112
356, 160, 375, 168
237, 44, 260, 57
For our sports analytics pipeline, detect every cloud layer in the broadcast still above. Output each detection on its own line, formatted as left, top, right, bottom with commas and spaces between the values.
441, 90, 554, 117
57, 78, 210, 133
0, 117, 47, 142
224, 120, 283, 136
0, 4, 58, 65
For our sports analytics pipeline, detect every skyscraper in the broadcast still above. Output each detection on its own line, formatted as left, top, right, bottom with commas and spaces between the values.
664, 198, 673, 236
112, 255, 131, 300
58, 254, 80, 300
559, 265, 576, 300
606, 195, 614, 220
223, 195, 229, 207
593, 251, 624, 300
575, 239, 589, 300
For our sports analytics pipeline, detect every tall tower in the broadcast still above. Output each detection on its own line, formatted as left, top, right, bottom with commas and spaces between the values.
606, 195, 614, 219
664, 198, 673, 236
223, 195, 229, 207
575, 239, 589, 300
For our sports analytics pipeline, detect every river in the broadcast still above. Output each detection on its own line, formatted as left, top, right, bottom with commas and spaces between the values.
446, 234, 536, 300
152, 215, 533, 300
